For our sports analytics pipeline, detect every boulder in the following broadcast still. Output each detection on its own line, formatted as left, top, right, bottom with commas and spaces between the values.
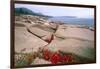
15, 26, 48, 53
55, 25, 94, 41
45, 38, 95, 61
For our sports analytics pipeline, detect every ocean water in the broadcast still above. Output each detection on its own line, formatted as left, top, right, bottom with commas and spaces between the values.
49, 17, 94, 27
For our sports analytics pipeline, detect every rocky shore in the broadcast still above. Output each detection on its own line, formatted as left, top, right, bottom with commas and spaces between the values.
14, 14, 95, 66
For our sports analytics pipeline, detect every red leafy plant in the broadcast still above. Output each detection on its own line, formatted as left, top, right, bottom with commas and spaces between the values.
42, 49, 73, 64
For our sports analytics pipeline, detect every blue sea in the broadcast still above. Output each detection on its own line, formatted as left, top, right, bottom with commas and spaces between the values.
49, 16, 94, 27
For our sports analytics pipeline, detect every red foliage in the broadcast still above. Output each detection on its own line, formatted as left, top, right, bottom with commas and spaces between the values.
50, 52, 61, 64
42, 49, 73, 64
61, 55, 72, 63
67, 55, 72, 62
43, 49, 51, 60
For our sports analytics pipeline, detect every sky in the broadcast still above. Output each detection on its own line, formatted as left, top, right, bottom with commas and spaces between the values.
15, 4, 94, 18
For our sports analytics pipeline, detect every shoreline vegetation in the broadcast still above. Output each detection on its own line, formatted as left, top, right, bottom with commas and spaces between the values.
14, 14, 95, 67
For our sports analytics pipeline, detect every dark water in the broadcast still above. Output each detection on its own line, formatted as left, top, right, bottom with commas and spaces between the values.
49, 17, 94, 27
